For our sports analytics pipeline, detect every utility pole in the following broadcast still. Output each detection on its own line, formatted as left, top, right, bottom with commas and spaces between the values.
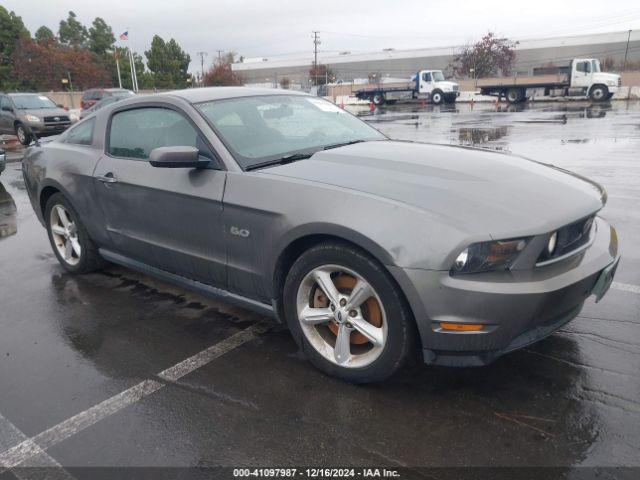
312, 31, 321, 86
197, 51, 207, 86
623, 30, 632, 71
216, 50, 224, 63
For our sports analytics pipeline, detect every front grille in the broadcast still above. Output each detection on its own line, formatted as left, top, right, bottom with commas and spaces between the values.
43, 115, 70, 123
537, 215, 595, 264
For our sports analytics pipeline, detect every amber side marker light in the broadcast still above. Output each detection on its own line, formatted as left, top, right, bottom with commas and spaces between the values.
439, 322, 483, 332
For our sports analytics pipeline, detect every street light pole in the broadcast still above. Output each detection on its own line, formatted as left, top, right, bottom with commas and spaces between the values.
623, 30, 632, 71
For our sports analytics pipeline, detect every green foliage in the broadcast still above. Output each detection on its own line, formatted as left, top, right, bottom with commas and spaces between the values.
145, 35, 191, 89
35, 26, 55, 44
0, 6, 29, 90
108, 47, 152, 90
88, 17, 115, 55
58, 11, 88, 47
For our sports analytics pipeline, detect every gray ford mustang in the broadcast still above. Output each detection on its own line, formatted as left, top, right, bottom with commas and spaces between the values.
22, 87, 620, 383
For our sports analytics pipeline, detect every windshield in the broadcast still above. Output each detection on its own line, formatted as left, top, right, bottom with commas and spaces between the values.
196, 94, 385, 169
432, 71, 445, 82
591, 60, 601, 73
10, 94, 58, 110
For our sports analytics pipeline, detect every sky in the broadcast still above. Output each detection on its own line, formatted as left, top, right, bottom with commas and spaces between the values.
4, 0, 640, 73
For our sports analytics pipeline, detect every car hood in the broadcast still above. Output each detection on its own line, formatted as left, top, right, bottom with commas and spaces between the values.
20, 108, 69, 119
262, 141, 605, 238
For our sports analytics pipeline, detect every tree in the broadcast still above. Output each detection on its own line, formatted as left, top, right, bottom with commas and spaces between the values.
59, 11, 88, 47
145, 35, 191, 89
452, 32, 516, 78
309, 64, 334, 86
12, 38, 110, 91
0, 6, 29, 89
88, 17, 115, 55
35, 26, 55, 44
202, 51, 243, 86
279, 77, 291, 89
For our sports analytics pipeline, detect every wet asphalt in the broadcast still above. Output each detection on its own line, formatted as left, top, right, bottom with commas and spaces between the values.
0, 100, 639, 475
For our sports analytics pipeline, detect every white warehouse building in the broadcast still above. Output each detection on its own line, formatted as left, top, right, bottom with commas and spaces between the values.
231, 30, 640, 85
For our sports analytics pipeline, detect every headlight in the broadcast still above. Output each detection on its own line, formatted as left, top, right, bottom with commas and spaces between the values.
24, 114, 40, 122
451, 238, 529, 274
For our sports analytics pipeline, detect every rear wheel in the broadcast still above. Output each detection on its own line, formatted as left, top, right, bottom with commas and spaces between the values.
371, 93, 385, 106
283, 242, 416, 383
589, 84, 609, 102
506, 87, 525, 104
15, 123, 30, 146
45, 193, 105, 273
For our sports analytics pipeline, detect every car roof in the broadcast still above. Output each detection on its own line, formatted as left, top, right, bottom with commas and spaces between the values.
8, 92, 44, 97
163, 86, 309, 104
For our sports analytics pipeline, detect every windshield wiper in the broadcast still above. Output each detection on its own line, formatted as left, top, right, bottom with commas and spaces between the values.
323, 139, 365, 150
245, 152, 315, 171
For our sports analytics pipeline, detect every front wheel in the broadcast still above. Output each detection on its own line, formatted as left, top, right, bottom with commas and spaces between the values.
430, 90, 444, 105
283, 242, 416, 383
45, 193, 106, 273
15, 123, 30, 146
589, 84, 609, 102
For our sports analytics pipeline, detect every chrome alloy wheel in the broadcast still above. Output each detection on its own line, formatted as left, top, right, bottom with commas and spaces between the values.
296, 265, 387, 368
49, 204, 81, 266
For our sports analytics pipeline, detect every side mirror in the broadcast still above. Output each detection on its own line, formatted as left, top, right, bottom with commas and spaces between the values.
149, 146, 210, 169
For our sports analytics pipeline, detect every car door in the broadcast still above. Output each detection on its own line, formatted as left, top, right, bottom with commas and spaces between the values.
572, 60, 592, 89
93, 104, 227, 287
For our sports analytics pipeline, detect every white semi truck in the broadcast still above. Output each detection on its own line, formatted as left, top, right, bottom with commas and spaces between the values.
479, 59, 622, 103
355, 70, 460, 105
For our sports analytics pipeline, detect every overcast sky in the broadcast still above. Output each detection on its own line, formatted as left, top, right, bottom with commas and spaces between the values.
4, 0, 640, 72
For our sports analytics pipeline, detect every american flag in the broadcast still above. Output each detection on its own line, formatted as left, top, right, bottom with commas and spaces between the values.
119, 31, 128, 41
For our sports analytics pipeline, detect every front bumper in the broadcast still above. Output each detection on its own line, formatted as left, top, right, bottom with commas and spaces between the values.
390, 217, 619, 367
27, 122, 71, 136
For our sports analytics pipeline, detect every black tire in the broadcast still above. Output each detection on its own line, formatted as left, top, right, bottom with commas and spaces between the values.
506, 87, 525, 104
589, 84, 609, 102
430, 89, 444, 105
283, 241, 416, 383
371, 93, 384, 106
45, 192, 106, 273
15, 123, 30, 146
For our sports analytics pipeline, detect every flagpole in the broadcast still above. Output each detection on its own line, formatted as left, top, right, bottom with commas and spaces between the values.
127, 47, 136, 91
115, 51, 122, 89
129, 29, 139, 92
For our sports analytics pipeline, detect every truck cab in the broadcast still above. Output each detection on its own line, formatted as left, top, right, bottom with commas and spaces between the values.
570, 59, 621, 101
415, 70, 460, 104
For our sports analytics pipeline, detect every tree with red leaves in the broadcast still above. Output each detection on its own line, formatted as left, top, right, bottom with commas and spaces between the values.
202, 52, 243, 87
11, 37, 110, 91
452, 32, 516, 78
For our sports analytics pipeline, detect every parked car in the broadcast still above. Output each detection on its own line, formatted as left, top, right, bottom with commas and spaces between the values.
80, 90, 136, 119
0, 93, 73, 145
22, 87, 620, 383
0, 148, 5, 175
81, 88, 134, 110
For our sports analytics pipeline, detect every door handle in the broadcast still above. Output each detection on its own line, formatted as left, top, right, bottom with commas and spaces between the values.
96, 172, 117, 184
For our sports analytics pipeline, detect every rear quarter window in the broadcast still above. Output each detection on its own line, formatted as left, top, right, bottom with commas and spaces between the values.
63, 118, 96, 146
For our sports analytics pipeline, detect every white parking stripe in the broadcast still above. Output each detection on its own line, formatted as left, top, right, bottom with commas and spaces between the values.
0, 322, 268, 470
0, 413, 75, 479
612, 282, 640, 295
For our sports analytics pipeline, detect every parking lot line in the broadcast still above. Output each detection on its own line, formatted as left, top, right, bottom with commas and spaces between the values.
0, 322, 269, 470
612, 282, 640, 295
0, 413, 75, 479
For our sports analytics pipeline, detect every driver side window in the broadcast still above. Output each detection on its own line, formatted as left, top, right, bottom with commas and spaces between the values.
422, 72, 431, 82
0, 96, 12, 111
108, 107, 209, 160
576, 61, 591, 73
